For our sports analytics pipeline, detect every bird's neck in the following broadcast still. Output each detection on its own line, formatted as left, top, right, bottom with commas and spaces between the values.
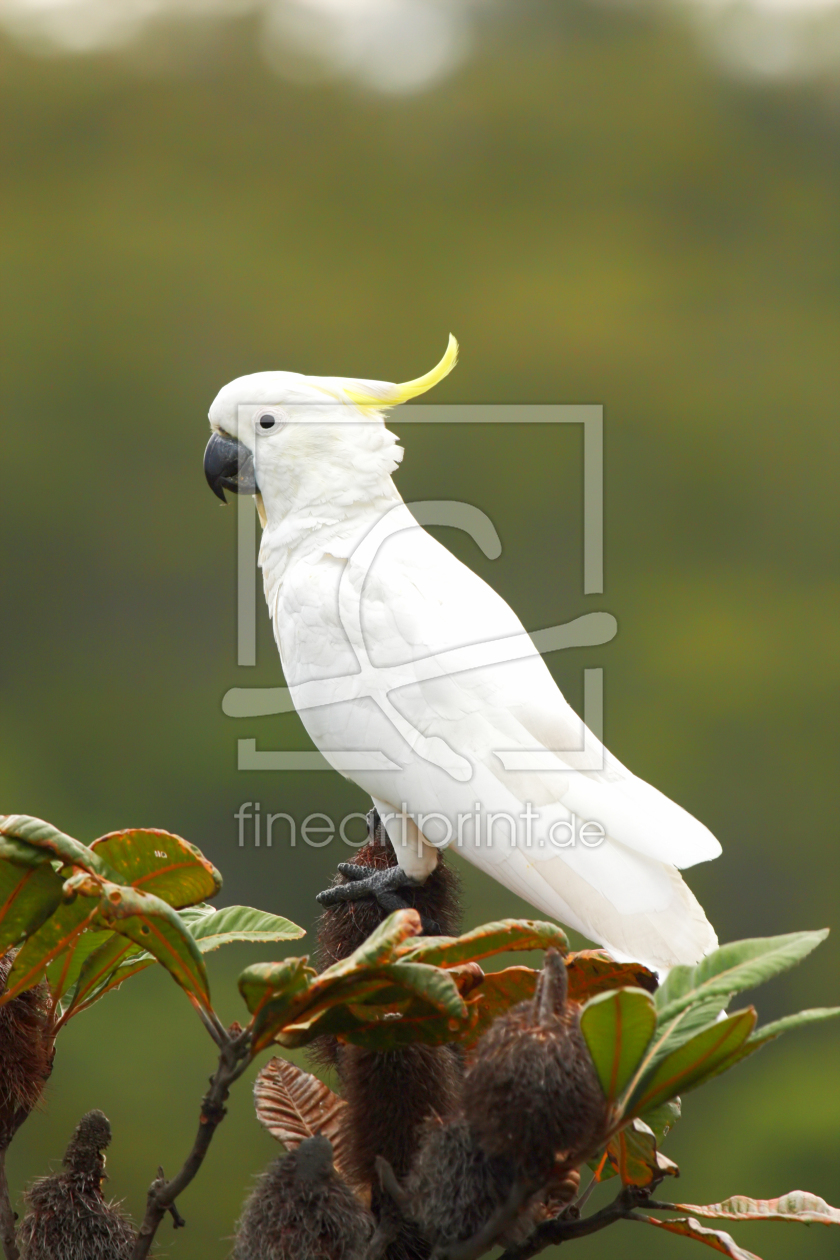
257, 478, 405, 606
256, 415, 407, 602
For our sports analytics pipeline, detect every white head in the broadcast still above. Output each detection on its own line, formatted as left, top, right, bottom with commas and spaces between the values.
204, 337, 458, 525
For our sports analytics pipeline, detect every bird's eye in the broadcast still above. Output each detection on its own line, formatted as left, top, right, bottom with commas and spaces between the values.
258, 412, 278, 431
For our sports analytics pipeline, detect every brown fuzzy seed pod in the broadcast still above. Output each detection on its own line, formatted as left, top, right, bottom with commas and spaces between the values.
312, 827, 462, 1076
335, 1042, 462, 1188
17, 1111, 135, 1260
402, 1115, 539, 1251
0, 952, 52, 1144
313, 824, 465, 1259
462, 949, 606, 1180
62, 1110, 113, 1181
232, 1134, 374, 1260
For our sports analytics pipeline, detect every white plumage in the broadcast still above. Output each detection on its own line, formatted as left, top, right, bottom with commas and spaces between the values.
208, 338, 720, 970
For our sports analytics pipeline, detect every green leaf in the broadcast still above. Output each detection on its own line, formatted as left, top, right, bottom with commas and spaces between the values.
276, 963, 522, 1053
627, 1008, 757, 1115
89, 880, 211, 1011
275, 985, 411, 1048
673, 1192, 840, 1225
377, 962, 466, 1019
242, 916, 471, 1052
61, 934, 153, 1020
89, 829, 222, 908
0, 815, 113, 878
276, 967, 466, 1048
696, 1007, 840, 1081
330, 1004, 461, 1051
185, 904, 305, 952
177, 903, 217, 930
579, 987, 657, 1101
636, 1214, 761, 1257
747, 1006, 840, 1047
3, 898, 101, 1004
238, 957, 316, 1054
0, 857, 65, 959
238, 957, 315, 1017
399, 919, 568, 967
638, 1098, 681, 1144
261, 909, 424, 1040
342, 909, 423, 969
646, 996, 733, 1074
275, 912, 457, 1036
656, 931, 829, 1023
46, 928, 114, 1005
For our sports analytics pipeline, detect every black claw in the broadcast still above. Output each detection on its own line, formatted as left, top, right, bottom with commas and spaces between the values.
315, 863, 424, 913
335, 863, 371, 881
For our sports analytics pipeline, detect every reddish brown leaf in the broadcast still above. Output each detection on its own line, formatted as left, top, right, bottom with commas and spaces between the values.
445, 962, 485, 995
254, 1056, 355, 1182
565, 950, 658, 1003
637, 1214, 761, 1258
601, 1119, 679, 1187
461, 966, 539, 1049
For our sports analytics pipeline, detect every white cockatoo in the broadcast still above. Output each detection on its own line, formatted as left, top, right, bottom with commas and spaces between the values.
204, 338, 720, 970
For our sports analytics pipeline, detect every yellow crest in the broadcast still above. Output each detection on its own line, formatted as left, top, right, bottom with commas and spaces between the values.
343, 335, 459, 411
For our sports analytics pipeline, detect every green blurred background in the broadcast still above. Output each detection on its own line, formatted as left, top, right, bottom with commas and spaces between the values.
1, 0, 839, 1254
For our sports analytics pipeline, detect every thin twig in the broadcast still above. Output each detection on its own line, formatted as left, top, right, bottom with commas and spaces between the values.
129, 1033, 252, 1260
167, 1201, 186, 1229
0, 1148, 19, 1260
374, 1157, 410, 1215
571, 1171, 600, 1214
364, 1157, 408, 1260
193, 1003, 226, 1049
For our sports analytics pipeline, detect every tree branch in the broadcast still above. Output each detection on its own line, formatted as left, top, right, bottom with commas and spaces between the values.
130, 1035, 251, 1260
496, 1185, 653, 1260
0, 1147, 19, 1260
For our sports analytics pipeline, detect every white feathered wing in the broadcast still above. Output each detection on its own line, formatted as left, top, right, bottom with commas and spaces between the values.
272, 514, 719, 971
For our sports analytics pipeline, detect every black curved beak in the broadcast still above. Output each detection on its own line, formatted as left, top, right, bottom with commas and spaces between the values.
204, 433, 258, 503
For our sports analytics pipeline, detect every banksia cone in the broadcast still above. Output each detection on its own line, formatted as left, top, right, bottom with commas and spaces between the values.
462, 949, 606, 1180
335, 1042, 462, 1189
315, 817, 464, 1184
314, 821, 465, 1258
17, 1110, 135, 1260
0, 951, 51, 1146
233, 1134, 373, 1260
402, 1115, 538, 1251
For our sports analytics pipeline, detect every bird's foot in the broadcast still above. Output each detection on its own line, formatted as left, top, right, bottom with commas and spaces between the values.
316, 864, 442, 935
